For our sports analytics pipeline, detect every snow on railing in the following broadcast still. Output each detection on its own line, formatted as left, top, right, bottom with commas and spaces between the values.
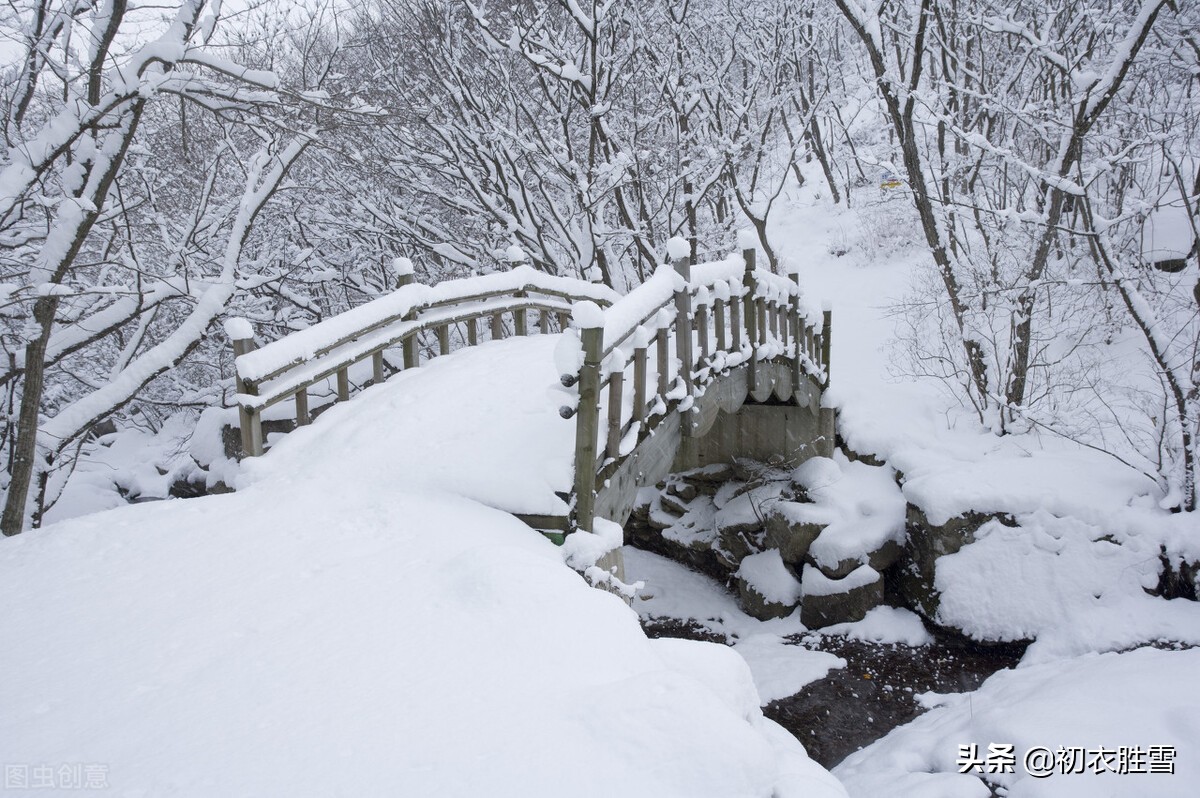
228, 262, 618, 456
565, 240, 830, 534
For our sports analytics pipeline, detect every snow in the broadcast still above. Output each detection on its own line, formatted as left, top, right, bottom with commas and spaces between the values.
819, 606, 934, 647
625, 547, 846, 705
934, 510, 1200, 655
791, 453, 907, 572
2, 368, 844, 797
666, 235, 691, 260
222, 316, 254, 340
737, 548, 803, 605
836, 647, 1200, 798
802, 563, 881, 597
242, 336, 577, 516
392, 256, 414, 276
504, 243, 527, 263
571, 299, 605, 329
738, 228, 759, 250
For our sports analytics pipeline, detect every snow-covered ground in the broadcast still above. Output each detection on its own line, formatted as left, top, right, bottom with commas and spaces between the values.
0, 337, 844, 797
765, 167, 1200, 794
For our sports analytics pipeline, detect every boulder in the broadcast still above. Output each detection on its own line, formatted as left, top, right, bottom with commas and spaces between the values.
736, 549, 802, 620
800, 564, 884, 629
763, 502, 824, 565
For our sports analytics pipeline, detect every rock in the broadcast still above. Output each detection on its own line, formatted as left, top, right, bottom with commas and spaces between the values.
736, 549, 802, 620
801, 564, 884, 629
677, 462, 736, 487
668, 481, 699, 502
764, 503, 824, 565
659, 491, 691, 517
810, 538, 904, 580
897, 505, 1008, 620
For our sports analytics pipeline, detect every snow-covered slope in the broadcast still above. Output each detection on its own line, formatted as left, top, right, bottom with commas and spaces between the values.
1, 336, 844, 797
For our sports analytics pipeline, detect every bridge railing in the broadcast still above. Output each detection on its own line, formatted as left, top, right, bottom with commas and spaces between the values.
566, 244, 830, 533
228, 261, 617, 456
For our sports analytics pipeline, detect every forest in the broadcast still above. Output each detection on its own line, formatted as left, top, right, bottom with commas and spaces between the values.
0, 0, 1196, 535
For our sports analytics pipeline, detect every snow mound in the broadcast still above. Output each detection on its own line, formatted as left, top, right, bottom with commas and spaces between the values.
836, 647, 1200, 798
818, 606, 933, 646
1, 483, 844, 796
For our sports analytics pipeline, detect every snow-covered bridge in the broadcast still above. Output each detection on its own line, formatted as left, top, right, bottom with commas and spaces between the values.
228, 241, 833, 543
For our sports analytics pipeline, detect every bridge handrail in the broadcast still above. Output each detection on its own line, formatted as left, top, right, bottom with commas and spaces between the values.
568, 243, 831, 534
238, 265, 617, 384
228, 264, 619, 456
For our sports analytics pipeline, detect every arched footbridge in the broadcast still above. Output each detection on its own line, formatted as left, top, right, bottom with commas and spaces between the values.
229, 243, 833, 543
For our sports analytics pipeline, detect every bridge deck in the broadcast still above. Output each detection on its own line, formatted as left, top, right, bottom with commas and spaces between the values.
243, 335, 575, 518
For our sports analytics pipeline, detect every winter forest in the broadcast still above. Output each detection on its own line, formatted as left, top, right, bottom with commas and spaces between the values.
2, 0, 1199, 796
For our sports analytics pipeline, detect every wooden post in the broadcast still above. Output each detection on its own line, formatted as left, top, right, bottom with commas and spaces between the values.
731, 294, 742, 352
395, 267, 415, 290
467, 317, 478, 346
336, 367, 350, 402
714, 298, 727, 353
573, 322, 604, 533
633, 344, 648, 427
295, 389, 310, 427
606, 371, 624, 459
438, 324, 450, 356
805, 322, 815, 363
372, 351, 385, 385
403, 332, 418, 369
696, 302, 710, 364
656, 328, 669, 398
742, 247, 758, 349
491, 311, 504, 340
757, 296, 767, 346
742, 248, 757, 393
556, 311, 569, 331
790, 273, 802, 392
673, 257, 694, 398
539, 310, 550, 335
821, 307, 832, 386
514, 293, 528, 336
231, 332, 264, 457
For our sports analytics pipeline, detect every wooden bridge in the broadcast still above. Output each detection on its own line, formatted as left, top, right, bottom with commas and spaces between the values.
228, 242, 832, 542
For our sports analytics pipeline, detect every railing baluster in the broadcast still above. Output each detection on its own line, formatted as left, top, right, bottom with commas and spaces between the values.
514, 292, 528, 336
715, 298, 727, 353
731, 294, 742, 352
491, 311, 504, 340
821, 307, 832, 386
337, 367, 350, 402
438, 324, 450, 356
742, 248, 757, 351
633, 341, 648, 428
757, 296, 767, 346
467, 317, 478, 346
295, 389, 310, 426
790, 272, 802, 392
556, 311, 569, 331
372, 351, 385, 385
539, 310, 550, 334
403, 332, 418, 369
656, 327, 669, 398
606, 371, 624, 459
696, 301, 710, 364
